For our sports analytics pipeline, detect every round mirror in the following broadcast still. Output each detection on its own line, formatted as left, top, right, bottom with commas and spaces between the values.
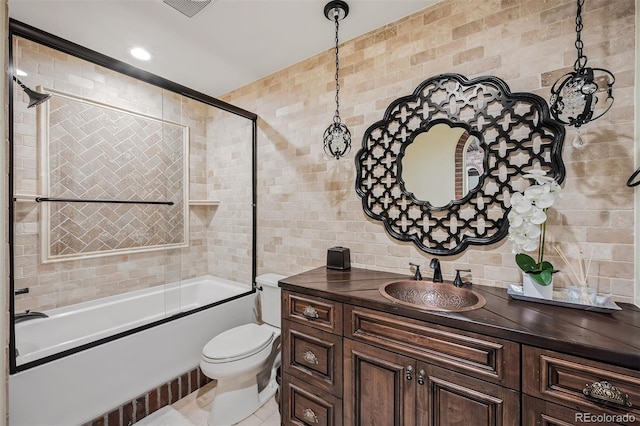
400, 122, 484, 207
355, 73, 565, 256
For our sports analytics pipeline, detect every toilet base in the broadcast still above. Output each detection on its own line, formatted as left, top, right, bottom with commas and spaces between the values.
208, 377, 278, 426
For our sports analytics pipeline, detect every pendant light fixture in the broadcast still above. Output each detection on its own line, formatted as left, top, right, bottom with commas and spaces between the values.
13, 76, 52, 108
549, 0, 615, 142
323, 0, 351, 160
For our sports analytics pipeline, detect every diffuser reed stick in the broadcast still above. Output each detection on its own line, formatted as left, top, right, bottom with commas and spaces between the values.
554, 245, 594, 305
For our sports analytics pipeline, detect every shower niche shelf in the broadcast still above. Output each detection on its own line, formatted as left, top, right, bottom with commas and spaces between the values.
188, 200, 220, 206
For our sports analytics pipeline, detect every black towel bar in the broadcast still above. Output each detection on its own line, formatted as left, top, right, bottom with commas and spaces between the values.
34, 197, 174, 205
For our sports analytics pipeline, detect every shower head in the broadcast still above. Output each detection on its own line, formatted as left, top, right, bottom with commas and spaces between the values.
13, 76, 52, 108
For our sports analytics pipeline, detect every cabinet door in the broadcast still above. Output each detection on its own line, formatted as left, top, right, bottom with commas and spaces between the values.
344, 339, 416, 426
416, 362, 520, 426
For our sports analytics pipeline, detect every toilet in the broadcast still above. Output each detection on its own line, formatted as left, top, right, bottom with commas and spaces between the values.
200, 273, 286, 425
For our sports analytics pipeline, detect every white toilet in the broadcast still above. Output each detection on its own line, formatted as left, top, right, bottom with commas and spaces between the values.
200, 273, 286, 426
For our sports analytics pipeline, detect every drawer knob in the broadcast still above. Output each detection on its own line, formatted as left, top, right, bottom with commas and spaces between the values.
302, 305, 319, 319
406, 365, 414, 381
583, 381, 632, 407
302, 408, 319, 423
302, 350, 319, 365
417, 369, 425, 385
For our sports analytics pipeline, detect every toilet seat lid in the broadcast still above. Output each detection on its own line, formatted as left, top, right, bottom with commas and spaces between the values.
203, 323, 275, 362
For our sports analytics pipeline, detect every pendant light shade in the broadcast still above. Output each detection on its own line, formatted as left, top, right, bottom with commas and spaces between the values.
13, 76, 52, 108
549, 0, 614, 128
323, 0, 351, 160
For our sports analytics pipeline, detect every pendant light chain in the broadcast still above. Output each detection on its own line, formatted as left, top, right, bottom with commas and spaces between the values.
573, 0, 587, 71
333, 14, 342, 124
549, 0, 615, 128
322, 0, 351, 160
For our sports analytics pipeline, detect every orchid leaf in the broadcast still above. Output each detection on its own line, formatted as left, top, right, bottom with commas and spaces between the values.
517, 255, 555, 286
515, 253, 537, 272
539, 261, 554, 271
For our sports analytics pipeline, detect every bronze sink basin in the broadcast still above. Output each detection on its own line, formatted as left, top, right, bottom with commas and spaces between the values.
379, 280, 486, 312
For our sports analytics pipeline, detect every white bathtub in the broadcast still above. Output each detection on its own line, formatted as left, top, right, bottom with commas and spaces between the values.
9, 275, 257, 426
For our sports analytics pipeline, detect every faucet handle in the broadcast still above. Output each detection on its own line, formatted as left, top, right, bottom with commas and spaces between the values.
454, 269, 472, 287
409, 262, 422, 281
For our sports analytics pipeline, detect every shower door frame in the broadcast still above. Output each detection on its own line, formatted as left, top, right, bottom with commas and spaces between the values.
8, 19, 258, 374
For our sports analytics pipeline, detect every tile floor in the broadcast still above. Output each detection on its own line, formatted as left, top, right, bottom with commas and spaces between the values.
141, 380, 280, 425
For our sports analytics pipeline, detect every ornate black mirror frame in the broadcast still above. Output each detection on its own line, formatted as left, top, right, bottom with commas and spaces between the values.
355, 73, 565, 256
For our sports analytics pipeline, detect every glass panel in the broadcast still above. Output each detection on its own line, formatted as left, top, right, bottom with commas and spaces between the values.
12, 35, 179, 366
11, 32, 256, 369
204, 107, 254, 287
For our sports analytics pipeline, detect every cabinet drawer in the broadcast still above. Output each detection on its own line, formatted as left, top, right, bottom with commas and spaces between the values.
281, 373, 343, 426
283, 319, 343, 396
523, 346, 640, 421
283, 291, 343, 334
345, 305, 520, 389
523, 394, 638, 426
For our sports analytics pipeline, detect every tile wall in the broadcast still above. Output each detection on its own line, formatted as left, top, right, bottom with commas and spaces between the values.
220, 0, 637, 303
12, 37, 253, 312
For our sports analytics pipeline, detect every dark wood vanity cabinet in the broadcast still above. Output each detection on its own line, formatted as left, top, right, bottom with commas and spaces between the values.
343, 306, 520, 426
279, 269, 640, 426
344, 339, 520, 426
281, 290, 521, 425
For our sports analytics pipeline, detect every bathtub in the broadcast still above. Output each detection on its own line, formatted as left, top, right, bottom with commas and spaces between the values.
9, 275, 257, 426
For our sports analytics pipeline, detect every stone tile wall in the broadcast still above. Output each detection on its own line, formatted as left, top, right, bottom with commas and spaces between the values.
221, 0, 637, 303
12, 37, 253, 311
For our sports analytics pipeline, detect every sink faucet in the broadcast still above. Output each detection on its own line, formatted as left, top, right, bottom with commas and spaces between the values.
430, 258, 443, 283
14, 310, 49, 324
409, 262, 422, 281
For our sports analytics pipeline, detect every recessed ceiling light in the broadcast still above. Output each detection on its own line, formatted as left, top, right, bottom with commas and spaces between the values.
15, 69, 28, 76
130, 47, 152, 61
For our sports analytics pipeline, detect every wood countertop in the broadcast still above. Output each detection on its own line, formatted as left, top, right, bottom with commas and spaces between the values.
279, 267, 640, 370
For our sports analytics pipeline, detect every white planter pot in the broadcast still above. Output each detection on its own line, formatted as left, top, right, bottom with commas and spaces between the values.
522, 273, 553, 300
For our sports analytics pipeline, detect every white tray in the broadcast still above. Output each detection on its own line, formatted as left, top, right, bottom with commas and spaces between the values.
507, 285, 621, 313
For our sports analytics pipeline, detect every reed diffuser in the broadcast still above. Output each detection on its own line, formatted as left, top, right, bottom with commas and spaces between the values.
554, 245, 594, 305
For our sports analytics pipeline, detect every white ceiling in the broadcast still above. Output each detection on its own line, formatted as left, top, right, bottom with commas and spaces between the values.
9, 0, 439, 97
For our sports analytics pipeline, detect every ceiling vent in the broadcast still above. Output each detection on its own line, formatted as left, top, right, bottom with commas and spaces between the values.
163, 0, 214, 18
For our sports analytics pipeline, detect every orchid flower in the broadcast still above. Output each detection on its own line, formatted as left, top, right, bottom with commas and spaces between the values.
508, 169, 561, 285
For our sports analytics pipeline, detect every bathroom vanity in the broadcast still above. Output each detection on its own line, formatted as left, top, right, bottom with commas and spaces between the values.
279, 267, 640, 426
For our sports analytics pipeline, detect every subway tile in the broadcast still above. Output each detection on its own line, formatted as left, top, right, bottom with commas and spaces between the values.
148, 388, 160, 415
122, 402, 133, 426
180, 373, 190, 399
452, 19, 483, 40
106, 408, 120, 426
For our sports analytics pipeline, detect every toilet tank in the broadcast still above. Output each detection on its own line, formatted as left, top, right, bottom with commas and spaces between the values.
256, 273, 287, 328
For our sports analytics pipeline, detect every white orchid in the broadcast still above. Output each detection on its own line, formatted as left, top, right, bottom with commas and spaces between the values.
508, 169, 561, 285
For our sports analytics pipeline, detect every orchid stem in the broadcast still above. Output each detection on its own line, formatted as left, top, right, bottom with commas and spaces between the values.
538, 208, 547, 266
